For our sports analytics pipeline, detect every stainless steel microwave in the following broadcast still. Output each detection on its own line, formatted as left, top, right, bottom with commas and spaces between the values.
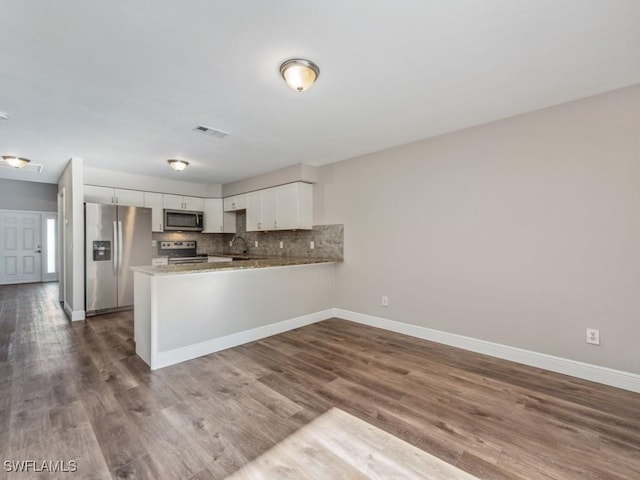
163, 209, 204, 232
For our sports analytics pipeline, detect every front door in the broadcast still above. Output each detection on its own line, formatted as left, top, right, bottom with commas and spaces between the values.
0, 212, 42, 284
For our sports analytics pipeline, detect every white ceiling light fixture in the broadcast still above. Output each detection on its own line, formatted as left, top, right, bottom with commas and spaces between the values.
2, 156, 31, 168
280, 58, 320, 92
168, 159, 189, 171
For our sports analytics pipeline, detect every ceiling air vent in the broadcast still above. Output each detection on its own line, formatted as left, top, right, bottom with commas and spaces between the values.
193, 124, 229, 139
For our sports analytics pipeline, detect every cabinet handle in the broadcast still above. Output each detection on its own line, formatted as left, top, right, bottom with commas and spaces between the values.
274, 221, 277, 228
258, 222, 261, 229
111, 196, 114, 204
220, 226, 223, 232
115, 197, 119, 205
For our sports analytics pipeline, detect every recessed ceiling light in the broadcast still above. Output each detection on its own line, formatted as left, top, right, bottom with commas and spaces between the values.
168, 159, 189, 171
280, 58, 320, 92
2, 156, 30, 168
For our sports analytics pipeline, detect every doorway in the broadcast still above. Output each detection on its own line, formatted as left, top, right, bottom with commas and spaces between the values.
0, 210, 58, 285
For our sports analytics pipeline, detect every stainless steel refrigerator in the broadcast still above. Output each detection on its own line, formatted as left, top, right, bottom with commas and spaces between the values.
85, 202, 152, 315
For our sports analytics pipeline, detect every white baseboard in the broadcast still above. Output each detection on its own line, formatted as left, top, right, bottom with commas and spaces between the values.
152, 309, 334, 370
63, 302, 85, 321
333, 308, 640, 394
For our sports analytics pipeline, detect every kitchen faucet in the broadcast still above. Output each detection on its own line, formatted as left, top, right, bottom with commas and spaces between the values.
230, 235, 247, 255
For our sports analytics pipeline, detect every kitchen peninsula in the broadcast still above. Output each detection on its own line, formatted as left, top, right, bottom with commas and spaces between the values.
132, 257, 337, 369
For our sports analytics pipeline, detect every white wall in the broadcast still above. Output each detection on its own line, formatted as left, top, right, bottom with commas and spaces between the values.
0, 178, 58, 212
84, 167, 222, 197
58, 158, 85, 320
314, 84, 640, 375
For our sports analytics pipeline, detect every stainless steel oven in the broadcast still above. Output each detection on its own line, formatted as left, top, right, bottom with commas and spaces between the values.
163, 209, 204, 232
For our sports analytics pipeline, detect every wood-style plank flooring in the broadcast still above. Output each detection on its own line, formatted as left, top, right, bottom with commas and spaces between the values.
1, 282, 639, 479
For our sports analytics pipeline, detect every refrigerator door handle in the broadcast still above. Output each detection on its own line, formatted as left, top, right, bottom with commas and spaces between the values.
112, 221, 119, 275
118, 221, 124, 275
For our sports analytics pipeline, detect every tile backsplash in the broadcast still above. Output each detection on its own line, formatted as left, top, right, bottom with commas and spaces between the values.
152, 211, 343, 260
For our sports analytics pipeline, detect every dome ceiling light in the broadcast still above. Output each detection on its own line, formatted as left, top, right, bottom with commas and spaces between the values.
279, 58, 320, 92
2, 156, 31, 168
168, 159, 189, 171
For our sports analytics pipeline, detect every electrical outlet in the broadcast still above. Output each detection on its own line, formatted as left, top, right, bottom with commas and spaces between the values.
381, 296, 389, 307
279, 241, 284, 249
586, 328, 600, 345
151, 240, 157, 247
310, 241, 315, 249
229, 241, 232, 247
254, 241, 258, 248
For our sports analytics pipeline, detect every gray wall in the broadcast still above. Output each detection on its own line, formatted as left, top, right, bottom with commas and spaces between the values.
58, 158, 85, 319
314, 83, 640, 374
0, 178, 58, 212
222, 163, 318, 197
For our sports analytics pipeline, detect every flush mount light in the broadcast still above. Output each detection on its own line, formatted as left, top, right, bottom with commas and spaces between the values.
168, 159, 189, 171
279, 58, 320, 92
2, 156, 31, 168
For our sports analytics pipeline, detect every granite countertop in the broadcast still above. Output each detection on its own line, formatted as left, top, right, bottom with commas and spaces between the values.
132, 257, 339, 276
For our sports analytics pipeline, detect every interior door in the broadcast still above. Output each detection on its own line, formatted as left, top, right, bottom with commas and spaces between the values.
0, 211, 42, 284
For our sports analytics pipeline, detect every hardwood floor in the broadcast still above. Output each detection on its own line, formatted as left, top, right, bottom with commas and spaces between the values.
1, 282, 639, 479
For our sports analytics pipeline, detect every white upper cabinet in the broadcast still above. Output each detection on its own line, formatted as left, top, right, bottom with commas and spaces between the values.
245, 182, 313, 232
246, 192, 262, 232
163, 194, 184, 210
144, 192, 164, 232
223, 212, 236, 233
203, 198, 224, 233
247, 189, 276, 232
115, 189, 144, 207
184, 196, 204, 212
223, 194, 247, 212
84, 186, 144, 207
84, 185, 114, 204
163, 195, 204, 211
261, 189, 276, 230
275, 182, 313, 230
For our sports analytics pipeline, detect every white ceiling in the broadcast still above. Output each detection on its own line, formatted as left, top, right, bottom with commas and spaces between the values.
1, 0, 639, 185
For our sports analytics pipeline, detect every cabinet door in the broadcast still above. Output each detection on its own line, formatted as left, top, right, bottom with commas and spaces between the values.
84, 185, 115, 204
115, 189, 144, 207
223, 212, 236, 233
144, 192, 164, 232
223, 194, 247, 212
163, 194, 184, 210
245, 192, 262, 231
275, 183, 313, 230
203, 198, 223, 233
275, 183, 299, 230
261, 189, 276, 230
184, 196, 204, 212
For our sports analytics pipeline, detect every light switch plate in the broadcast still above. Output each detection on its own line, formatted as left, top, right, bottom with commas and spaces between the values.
279, 241, 284, 249
310, 241, 315, 249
